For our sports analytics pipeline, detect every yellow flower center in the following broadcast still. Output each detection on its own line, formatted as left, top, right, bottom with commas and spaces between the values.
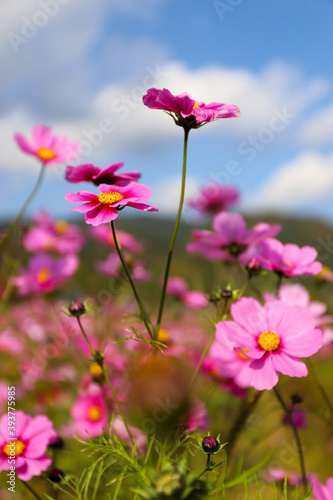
89, 363, 103, 378
319, 265, 332, 278
37, 268, 50, 284
98, 192, 124, 205
37, 148, 56, 161
237, 348, 251, 360
3, 440, 26, 457
258, 331, 280, 352
88, 406, 102, 421
158, 328, 170, 344
54, 220, 68, 235
193, 102, 200, 109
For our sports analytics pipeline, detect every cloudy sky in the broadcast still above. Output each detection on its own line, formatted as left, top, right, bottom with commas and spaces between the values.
1, 0, 333, 224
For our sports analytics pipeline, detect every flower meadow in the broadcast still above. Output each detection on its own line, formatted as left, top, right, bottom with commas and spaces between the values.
0, 88, 333, 500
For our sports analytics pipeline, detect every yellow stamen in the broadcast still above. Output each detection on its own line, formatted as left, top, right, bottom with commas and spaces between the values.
98, 192, 124, 205
158, 328, 170, 344
54, 220, 68, 235
193, 102, 200, 109
37, 148, 56, 161
258, 331, 280, 352
318, 265, 332, 279
37, 268, 50, 284
237, 348, 250, 360
88, 406, 102, 422
3, 440, 26, 457
89, 363, 103, 378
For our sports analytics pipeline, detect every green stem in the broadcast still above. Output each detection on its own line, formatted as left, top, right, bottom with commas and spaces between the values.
273, 386, 307, 492
155, 128, 190, 338
110, 220, 154, 339
21, 480, 43, 500
77, 317, 96, 357
307, 359, 333, 418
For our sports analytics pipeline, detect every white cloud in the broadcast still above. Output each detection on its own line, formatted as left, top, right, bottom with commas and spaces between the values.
299, 102, 333, 146
150, 175, 201, 217
243, 150, 333, 213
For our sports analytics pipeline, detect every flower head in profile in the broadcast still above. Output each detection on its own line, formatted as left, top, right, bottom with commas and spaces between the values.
188, 183, 239, 216
143, 88, 240, 130
65, 182, 158, 226
13, 253, 79, 295
216, 297, 322, 390
0, 411, 57, 481
65, 162, 141, 186
258, 238, 323, 277
14, 124, 79, 165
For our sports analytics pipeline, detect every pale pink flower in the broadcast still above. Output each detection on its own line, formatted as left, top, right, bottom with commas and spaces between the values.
187, 212, 281, 265
65, 162, 141, 186
258, 238, 322, 276
0, 410, 57, 481
312, 477, 333, 499
15, 124, 79, 165
13, 253, 78, 295
90, 225, 144, 253
166, 277, 208, 310
96, 253, 151, 282
216, 297, 322, 390
188, 183, 239, 215
65, 182, 158, 226
264, 468, 316, 488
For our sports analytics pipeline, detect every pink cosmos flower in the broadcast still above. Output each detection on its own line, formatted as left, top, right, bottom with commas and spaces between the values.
65, 162, 141, 186
216, 297, 322, 390
258, 238, 322, 276
188, 183, 239, 215
0, 410, 57, 481
312, 477, 333, 499
14, 124, 79, 165
166, 277, 209, 310
65, 182, 158, 226
283, 406, 307, 429
70, 386, 108, 439
187, 212, 281, 265
110, 416, 146, 455
23, 212, 84, 254
13, 253, 79, 295
90, 225, 144, 253
264, 468, 316, 488
96, 253, 151, 282
179, 398, 209, 434
143, 88, 240, 129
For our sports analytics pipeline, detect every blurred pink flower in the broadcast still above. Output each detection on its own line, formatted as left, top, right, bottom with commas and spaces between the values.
188, 183, 239, 215
110, 416, 146, 455
258, 238, 322, 277
96, 253, 151, 282
216, 297, 322, 391
23, 212, 84, 254
0, 410, 57, 481
90, 225, 144, 253
187, 212, 281, 265
143, 88, 240, 129
312, 477, 333, 499
283, 406, 307, 430
65, 162, 141, 186
264, 468, 316, 487
14, 124, 79, 165
70, 386, 108, 439
13, 253, 79, 295
166, 277, 209, 310
180, 398, 209, 434
65, 182, 158, 226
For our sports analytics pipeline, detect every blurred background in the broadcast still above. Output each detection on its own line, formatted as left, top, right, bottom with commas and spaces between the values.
1, 0, 333, 223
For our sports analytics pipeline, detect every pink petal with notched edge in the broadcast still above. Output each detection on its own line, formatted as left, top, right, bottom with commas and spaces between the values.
127, 202, 158, 212
265, 302, 316, 340
16, 456, 52, 481
231, 297, 268, 336
212, 212, 247, 244
14, 134, 36, 154
215, 320, 262, 354
271, 351, 308, 377
66, 201, 99, 213
282, 328, 322, 357
64, 191, 98, 203
65, 164, 100, 183
85, 204, 118, 226
247, 356, 279, 391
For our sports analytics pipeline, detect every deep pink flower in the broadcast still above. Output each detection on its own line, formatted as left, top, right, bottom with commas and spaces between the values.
188, 183, 239, 215
143, 88, 240, 129
70, 386, 108, 439
96, 253, 151, 282
283, 406, 307, 429
0, 410, 57, 481
258, 238, 323, 277
180, 398, 209, 434
216, 297, 322, 390
65, 182, 158, 226
312, 477, 333, 500
23, 212, 84, 254
90, 225, 144, 253
14, 124, 79, 165
65, 162, 141, 186
187, 212, 281, 265
13, 253, 79, 295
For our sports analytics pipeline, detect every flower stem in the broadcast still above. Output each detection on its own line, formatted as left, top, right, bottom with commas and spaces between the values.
21, 480, 43, 500
77, 317, 96, 356
155, 128, 190, 337
273, 386, 307, 492
307, 359, 333, 418
110, 220, 154, 340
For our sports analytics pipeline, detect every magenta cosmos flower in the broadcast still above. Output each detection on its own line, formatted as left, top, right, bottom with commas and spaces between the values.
258, 238, 322, 277
312, 477, 333, 500
65, 162, 141, 186
187, 212, 281, 265
0, 410, 57, 481
23, 212, 84, 254
65, 182, 158, 226
143, 88, 240, 130
13, 253, 78, 295
216, 297, 322, 391
70, 387, 108, 439
14, 124, 79, 165
188, 183, 239, 215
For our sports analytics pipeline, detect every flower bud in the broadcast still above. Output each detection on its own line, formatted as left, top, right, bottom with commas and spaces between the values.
48, 436, 65, 450
48, 468, 65, 483
68, 301, 86, 317
201, 436, 220, 453
221, 289, 232, 299
291, 394, 303, 405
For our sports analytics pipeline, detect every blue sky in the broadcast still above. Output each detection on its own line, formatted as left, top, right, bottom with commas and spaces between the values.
1, 0, 333, 224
